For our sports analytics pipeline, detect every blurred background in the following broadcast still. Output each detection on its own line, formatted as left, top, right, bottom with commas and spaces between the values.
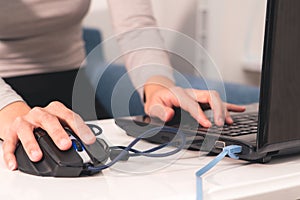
83, 0, 267, 87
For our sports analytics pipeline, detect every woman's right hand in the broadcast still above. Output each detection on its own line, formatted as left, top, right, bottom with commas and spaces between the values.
0, 101, 96, 170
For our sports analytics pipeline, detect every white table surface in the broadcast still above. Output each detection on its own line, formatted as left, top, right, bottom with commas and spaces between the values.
1, 118, 300, 200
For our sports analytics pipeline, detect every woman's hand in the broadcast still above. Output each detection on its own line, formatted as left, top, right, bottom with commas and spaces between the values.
0, 101, 96, 170
144, 76, 246, 127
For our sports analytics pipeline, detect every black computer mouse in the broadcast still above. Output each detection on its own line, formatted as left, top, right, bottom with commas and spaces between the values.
15, 126, 110, 177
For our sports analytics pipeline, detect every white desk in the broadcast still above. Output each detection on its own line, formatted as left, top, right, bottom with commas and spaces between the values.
1, 119, 300, 200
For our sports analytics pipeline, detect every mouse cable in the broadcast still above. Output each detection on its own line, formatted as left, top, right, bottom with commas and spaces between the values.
87, 126, 187, 173
86, 124, 242, 199
109, 134, 192, 160
195, 145, 242, 200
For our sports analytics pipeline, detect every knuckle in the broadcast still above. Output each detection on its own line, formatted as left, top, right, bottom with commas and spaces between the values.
210, 90, 219, 97
208, 90, 220, 101
30, 106, 43, 115
47, 101, 64, 109
173, 86, 183, 93
2, 140, 12, 151
36, 111, 56, 123
11, 116, 28, 132
13, 116, 24, 126
65, 110, 77, 121
169, 87, 183, 98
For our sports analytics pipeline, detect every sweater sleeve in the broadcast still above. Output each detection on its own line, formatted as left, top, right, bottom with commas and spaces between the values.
0, 78, 24, 110
107, 0, 174, 99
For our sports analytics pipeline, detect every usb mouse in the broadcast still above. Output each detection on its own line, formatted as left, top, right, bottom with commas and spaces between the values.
15, 126, 110, 177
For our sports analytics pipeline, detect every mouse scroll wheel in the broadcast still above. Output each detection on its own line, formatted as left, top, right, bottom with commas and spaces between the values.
72, 139, 83, 152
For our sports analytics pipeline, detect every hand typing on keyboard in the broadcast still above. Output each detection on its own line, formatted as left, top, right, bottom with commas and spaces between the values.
144, 76, 246, 128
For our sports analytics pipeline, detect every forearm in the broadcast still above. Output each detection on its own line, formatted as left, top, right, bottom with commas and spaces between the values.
107, 0, 175, 98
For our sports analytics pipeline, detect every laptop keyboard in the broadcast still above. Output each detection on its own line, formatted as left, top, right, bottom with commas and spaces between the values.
192, 112, 258, 137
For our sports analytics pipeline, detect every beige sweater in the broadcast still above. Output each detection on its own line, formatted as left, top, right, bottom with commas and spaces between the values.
0, 0, 173, 110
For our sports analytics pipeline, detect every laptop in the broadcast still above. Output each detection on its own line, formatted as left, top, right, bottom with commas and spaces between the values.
115, 0, 300, 162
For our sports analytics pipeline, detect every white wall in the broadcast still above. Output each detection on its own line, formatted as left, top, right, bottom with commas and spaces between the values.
198, 0, 267, 86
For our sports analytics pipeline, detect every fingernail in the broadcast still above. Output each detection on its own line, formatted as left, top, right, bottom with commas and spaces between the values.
204, 120, 212, 127
59, 138, 70, 147
30, 150, 41, 160
218, 117, 225, 125
8, 160, 16, 170
227, 117, 233, 124
83, 133, 96, 144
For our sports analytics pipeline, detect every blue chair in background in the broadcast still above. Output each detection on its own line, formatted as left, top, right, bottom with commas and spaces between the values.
83, 27, 103, 59
82, 28, 144, 119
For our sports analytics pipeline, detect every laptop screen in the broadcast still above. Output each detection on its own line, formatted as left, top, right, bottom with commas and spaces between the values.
258, 0, 300, 150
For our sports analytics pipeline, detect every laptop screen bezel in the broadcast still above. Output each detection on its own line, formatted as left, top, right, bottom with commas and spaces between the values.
256, 0, 277, 150
257, 0, 300, 152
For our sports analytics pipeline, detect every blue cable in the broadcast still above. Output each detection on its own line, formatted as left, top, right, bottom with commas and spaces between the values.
195, 145, 242, 200
87, 124, 242, 200
87, 126, 187, 173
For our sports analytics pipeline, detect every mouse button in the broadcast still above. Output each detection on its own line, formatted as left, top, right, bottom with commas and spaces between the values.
64, 127, 74, 136
38, 134, 83, 167
84, 138, 109, 164
15, 144, 53, 176
33, 128, 47, 139
72, 139, 84, 152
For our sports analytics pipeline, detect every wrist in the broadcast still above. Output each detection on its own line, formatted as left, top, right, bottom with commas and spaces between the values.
0, 101, 31, 139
